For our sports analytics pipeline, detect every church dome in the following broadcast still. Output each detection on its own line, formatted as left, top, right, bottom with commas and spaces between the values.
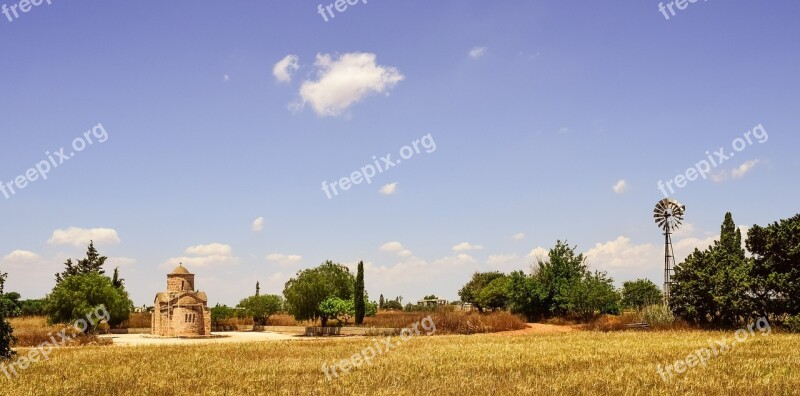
170, 264, 191, 275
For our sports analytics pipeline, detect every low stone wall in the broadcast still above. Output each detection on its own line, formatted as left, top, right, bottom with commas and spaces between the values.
212, 325, 254, 332
110, 328, 151, 335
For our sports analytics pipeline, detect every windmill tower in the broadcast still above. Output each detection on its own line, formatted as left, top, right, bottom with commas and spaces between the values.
653, 198, 685, 304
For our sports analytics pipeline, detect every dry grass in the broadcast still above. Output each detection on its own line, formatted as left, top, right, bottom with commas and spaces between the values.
1, 330, 799, 395
118, 312, 152, 329
9, 316, 109, 348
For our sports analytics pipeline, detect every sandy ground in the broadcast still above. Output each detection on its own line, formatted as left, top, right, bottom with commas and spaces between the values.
102, 324, 575, 346
101, 332, 302, 346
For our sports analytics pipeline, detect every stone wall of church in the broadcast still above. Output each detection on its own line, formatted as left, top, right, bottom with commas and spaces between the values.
167, 274, 195, 292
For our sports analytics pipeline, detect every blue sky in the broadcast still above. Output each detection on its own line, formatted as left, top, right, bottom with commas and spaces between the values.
1, 1, 798, 306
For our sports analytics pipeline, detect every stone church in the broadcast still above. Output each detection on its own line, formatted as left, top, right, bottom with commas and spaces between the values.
152, 264, 212, 337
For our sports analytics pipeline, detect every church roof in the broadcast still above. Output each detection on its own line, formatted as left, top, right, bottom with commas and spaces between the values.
170, 264, 192, 275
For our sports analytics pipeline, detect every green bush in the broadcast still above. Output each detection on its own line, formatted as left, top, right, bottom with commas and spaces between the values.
785, 315, 800, 333
640, 304, 675, 328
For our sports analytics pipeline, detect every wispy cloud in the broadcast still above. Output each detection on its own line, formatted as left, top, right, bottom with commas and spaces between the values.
273, 54, 300, 83
468, 46, 487, 59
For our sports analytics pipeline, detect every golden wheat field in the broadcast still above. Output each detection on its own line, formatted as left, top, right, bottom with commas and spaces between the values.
2, 329, 799, 396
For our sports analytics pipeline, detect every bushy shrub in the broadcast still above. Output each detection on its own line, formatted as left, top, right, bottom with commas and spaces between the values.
784, 315, 800, 333
640, 304, 675, 328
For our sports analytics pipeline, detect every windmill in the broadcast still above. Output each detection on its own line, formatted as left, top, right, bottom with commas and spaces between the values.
653, 198, 685, 304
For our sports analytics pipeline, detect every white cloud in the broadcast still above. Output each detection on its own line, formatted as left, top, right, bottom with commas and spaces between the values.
379, 182, 398, 195
266, 253, 303, 266
379, 242, 414, 258
110, 257, 136, 267
613, 179, 629, 194
468, 46, 487, 59
527, 247, 549, 260
296, 52, 404, 117
512, 233, 526, 241
711, 159, 760, 183
2, 250, 40, 263
165, 243, 237, 268
185, 243, 232, 256
585, 237, 658, 271
732, 159, 760, 179
251, 217, 265, 232
558, 127, 569, 134
47, 227, 121, 247
487, 254, 520, 267
273, 54, 300, 83
223, 74, 230, 82
452, 242, 483, 252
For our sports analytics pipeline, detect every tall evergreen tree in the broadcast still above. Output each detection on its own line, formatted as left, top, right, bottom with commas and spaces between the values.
671, 212, 754, 327
379, 294, 385, 309
56, 241, 107, 283
111, 267, 125, 289
354, 261, 365, 325
256, 281, 261, 297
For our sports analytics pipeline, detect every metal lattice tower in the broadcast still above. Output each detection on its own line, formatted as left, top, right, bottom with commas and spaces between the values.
653, 199, 685, 304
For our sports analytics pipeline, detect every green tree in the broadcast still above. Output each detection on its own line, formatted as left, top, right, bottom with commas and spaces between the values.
319, 297, 355, 326
238, 295, 283, 325
383, 300, 403, 310
459, 271, 505, 312
747, 213, 800, 320
19, 299, 46, 316
44, 272, 133, 332
564, 271, 620, 321
534, 240, 588, 316
283, 261, 355, 327
476, 276, 510, 311
423, 295, 439, 300
55, 241, 108, 283
210, 304, 235, 327
379, 294, 385, 309
111, 267, 124, 289
354, 261, 365, 325
671, 213, 754, 327
0, 270, 16, 359
255, 281, 261, 297
506, 271, 547, 320
621, 279, 663, 310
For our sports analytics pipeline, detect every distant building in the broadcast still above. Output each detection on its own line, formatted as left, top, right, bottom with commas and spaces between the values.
152, 264, 211, 337
416, 298, 449, 308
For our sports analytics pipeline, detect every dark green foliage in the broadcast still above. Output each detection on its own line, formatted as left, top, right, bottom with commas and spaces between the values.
534, 240, 588, 317
111, 267, 124, 289
283, 261, 355, 327
747, 213, 800, 319
0, 271, 16, 359
19, 299, 46, 316
458, 271, 505, 312
238, 295, 283, 325
354, 261, 365, 325
564, 271, 621, 321
383, 300, 403, 310
505, 271, 547, 320
671, 213, 754, 327
621, 279, 663, 310
44, 272, 133, 332
379, 294, 385, 309
210, 304, 235, 326
476, 276, 510, 311
55, 241, 108, 283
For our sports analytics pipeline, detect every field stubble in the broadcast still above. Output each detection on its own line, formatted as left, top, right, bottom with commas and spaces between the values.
1, 330, 798, 395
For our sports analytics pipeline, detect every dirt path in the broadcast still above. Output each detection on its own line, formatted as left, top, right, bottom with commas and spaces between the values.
101, 332, 307, 346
